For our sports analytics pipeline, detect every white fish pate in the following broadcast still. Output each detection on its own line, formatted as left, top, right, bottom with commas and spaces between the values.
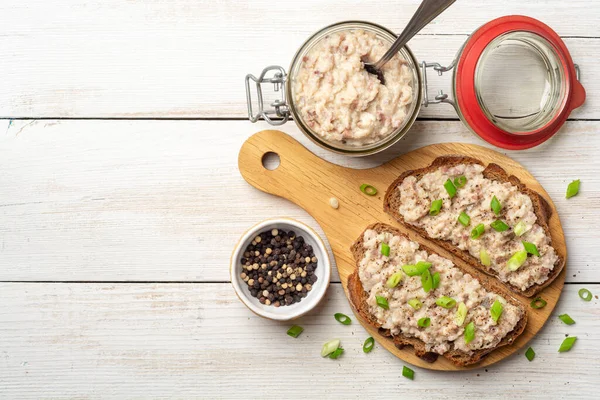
359, 228, 523, 355
293, 29, 414, 146
397, 163, 559, 291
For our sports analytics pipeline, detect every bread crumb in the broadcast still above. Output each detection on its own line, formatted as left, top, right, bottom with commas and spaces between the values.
329, 197, 339, 209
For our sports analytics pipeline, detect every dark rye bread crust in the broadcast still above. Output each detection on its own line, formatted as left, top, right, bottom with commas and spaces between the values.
348, 223, 527, 367
383, 155, 565, 298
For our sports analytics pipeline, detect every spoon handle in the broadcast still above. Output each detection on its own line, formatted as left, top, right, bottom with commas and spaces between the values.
373, 0, 456, 70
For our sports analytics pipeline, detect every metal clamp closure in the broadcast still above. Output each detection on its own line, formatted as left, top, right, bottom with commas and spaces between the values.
245, 66, 290, 125
421, 60, 456, 109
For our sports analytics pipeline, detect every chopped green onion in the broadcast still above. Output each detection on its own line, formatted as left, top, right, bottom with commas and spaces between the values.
566, 179, 580, 199
558, 336, 577, 352
321, 339, 340, 357
471, 223, 485, 239
421, 269, 433, 293
287, 325, 304, 338
579, 288, 592, 302
514, 221, 528, 237
444, 179, 457, 198
490, 195, 502, 215
436, 296, 456, 309
363, 337, 375, 353
525, 347, 535, 361
454, 175, 467, 188
455, 302, 467, 326
334, 313, 351, 325
376, 296, 389, 310
507, 250, 528, 271
360, 183, 378, 196
522, 241, 540, 257
432, 272, 440, 290
464, 321, 475, 344
480, 248, 491, 267
329, 347, 344, 359
530, 297, 547, 309
458, 212, 471, 227
381, 242, 390, 257
490, 299, 503, 323
491, 219, 509, 232
417, 317, 431, 328
408, 298, 422, 310
402, 365, 414, 380
558, 314, 575, 325
386, 271, 404, 288
402, 261, 432, 276
430, 199, 443, 216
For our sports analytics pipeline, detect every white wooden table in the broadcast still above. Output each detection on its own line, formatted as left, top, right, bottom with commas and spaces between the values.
1, 1, 599, 398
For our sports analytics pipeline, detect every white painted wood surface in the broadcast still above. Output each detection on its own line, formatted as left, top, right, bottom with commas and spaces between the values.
0, 0, 598, 118
1, 0, 599, 398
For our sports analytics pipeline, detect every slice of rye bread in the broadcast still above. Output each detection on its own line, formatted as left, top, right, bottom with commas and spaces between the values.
348, 222, 528, 367
383, 155, 565, 298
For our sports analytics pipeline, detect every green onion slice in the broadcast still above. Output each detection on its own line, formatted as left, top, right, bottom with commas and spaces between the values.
507, 250, 528, 271
417, 317, 431, 328
287, 325, 304, 338
455, 302, 467, 326
558, 314, 575, 325
386, 271, 404, 288
436, 296, 456, 309
360, 184, 378, 196
363, 337, 375, 353
334, 313, 351, 325
464, 321, 475, 344
490, 299, 503, 323
471, 223, 485, 239
525, 347, 535, 361
402, 365, 414, 380
522, 241, 540, 257
444, 179, 457, 198
421, 269, 433, 293
381, 242, 390, 257
514, 221, 528, 237
458, 212, 471, 227
558, 336, 577, 353
329, 347, 344, 359
376, 296, 389, 310
408, 298, 422, 310
491, 219, 509, 232
432, 272, 440, 290
566, 179, 580, 199
480, 248, 491, 267
579, 288, 592, 302
402, 261, 432, 276
321, 339, 340, 357
530, 297, 547, 309
491, 195, 502, 215
430, 199, 443, 216
454, 175, 467, 188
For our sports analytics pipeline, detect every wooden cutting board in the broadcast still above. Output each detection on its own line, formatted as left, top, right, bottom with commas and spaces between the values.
238, 129, 566, 370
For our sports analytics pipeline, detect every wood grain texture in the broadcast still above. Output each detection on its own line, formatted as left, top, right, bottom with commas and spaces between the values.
1, 119, 598, 282
238, 130, 565, 369
0, 0, 598, 118
0, 282, 598, 399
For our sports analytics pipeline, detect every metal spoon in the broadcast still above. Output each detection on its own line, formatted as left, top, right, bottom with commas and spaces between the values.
364, 0, 456, 84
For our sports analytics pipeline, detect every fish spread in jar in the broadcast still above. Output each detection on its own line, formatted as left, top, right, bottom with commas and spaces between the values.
358, 228, 523, 355
293, 29, 414, 147
396, 164, 559, 291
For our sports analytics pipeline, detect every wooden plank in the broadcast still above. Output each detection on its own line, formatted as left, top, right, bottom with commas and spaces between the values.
0, 119, 597, 282
0, 1, 598, 118
0, 282, 597, 398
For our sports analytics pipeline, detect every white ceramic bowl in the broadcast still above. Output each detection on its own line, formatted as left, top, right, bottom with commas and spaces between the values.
230, 218, 331, 321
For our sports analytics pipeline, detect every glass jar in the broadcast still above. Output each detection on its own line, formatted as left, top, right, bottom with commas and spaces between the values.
246, 16, 585, 154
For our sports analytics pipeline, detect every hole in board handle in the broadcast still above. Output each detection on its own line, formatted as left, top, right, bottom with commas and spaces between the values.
261, 152, 280, 170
